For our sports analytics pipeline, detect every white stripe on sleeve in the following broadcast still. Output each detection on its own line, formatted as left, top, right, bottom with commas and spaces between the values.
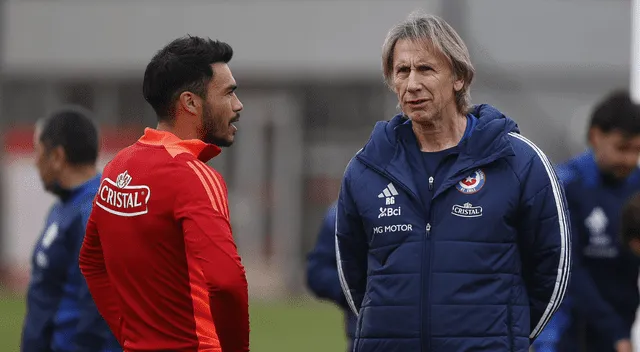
335, 218, 359, 316
509, 132, 571, 339
335, 153, 362, 317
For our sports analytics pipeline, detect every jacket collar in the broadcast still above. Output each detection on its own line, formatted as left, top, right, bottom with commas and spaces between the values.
60, 173, 102, 203
356, 104, 518, 199
137, 128, 221, 162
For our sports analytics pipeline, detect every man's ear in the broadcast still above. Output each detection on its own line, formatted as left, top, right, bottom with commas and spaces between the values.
178, 91, 201, 115
453, 78, 464, 92
629, 238, 640, 257
588, 126, 602, 148
50, 145, 66, 170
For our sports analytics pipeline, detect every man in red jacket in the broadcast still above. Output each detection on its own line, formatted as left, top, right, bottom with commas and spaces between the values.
79, 35, 248, 352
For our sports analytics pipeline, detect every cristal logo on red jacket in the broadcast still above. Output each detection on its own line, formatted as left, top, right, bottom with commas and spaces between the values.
96, 170, 151, 217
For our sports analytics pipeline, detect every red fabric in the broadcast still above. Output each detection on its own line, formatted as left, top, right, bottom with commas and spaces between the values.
79, 128, 249, 352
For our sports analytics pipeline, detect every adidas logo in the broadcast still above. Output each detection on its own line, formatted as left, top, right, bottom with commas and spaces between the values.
378, 183, 399, 205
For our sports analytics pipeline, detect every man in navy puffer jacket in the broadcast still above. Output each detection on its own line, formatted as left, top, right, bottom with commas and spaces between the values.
335, 12, 571, 352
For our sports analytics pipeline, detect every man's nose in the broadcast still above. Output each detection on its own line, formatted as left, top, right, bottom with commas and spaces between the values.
407, 70, 421, 92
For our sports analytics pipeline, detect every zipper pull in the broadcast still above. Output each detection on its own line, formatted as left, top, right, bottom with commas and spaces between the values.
426, 223, 431, 238
428, 176, 434, 191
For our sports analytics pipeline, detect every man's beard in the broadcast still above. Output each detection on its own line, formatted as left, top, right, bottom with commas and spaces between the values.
45, 179, 72, 201
600, 166, 633, 185
201, 106, 237, 147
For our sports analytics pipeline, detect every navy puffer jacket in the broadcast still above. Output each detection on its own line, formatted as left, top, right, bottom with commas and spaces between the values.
335, 105, 571, 352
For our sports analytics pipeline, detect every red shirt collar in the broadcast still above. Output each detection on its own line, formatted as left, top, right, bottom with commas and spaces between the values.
137, 128, 221, 162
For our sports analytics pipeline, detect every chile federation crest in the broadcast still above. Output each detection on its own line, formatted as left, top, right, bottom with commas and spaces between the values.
456, 169, 486, 194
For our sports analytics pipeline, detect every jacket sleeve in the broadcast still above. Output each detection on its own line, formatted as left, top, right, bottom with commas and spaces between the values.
515, 141, 571, 342
73, 200, 120, 351
174, 159, 249, 352
306, 202, 349, 310
79, 199, 124, 345
335, 162, 368, 315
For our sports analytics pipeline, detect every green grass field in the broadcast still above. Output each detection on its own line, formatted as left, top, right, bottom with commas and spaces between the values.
0, 292, 347, 352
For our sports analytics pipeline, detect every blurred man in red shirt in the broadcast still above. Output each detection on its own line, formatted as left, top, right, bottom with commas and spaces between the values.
79, 36, 248, 352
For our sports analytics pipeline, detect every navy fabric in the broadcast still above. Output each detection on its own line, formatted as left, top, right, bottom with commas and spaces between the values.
22, 174, 121, 352
414, 146, 454, 219
420, 148, 452, 178
419, 115, 476, 177
537, 151, 640, 351
335, 104, 571, 352
306, 201, 357, 349
417, 115, 477, 213
530, 298, 573, 352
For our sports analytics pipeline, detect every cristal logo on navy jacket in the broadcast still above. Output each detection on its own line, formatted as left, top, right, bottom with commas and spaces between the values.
451, 203, 483, 218
96, 170, 151, 217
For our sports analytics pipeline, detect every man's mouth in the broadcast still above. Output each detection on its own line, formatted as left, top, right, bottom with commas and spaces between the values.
407, 99, 428, 106
230, 116, 239, 131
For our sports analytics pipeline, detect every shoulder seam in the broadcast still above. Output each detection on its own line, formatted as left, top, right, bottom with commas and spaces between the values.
343, 149, 366, 182
504, 132, 537, 189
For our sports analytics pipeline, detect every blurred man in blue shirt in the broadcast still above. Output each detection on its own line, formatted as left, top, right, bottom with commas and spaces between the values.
21, 106, 121, 352
306, 201, 357, 351
534, 90, 640, 352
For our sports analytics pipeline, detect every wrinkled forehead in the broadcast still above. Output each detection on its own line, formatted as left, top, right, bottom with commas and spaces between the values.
393, 37, 450, 65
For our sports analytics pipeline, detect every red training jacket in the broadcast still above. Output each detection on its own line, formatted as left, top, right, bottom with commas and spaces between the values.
79, 128, 249, 352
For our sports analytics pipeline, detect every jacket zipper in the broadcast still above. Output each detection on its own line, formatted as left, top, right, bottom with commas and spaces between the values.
421, 223, 429, 352
423, 176, 435, 352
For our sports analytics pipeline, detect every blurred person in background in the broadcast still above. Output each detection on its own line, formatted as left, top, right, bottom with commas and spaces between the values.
335, 11, 570, 352
79, 35, 249, 352
21, 106, 121, 352
534, 90, 640, 352
306, 201, 357, 351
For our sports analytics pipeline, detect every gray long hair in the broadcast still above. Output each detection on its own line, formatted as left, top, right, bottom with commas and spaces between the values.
382, 11, 475, 114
